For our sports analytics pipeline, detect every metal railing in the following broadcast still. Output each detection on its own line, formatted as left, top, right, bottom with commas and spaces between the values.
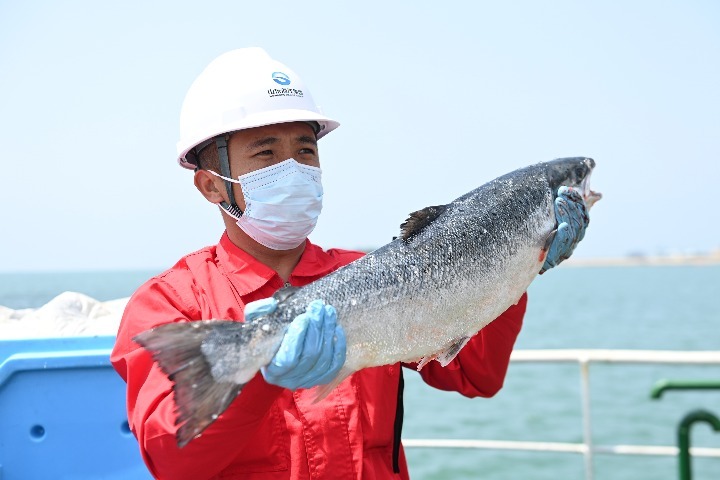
403, 349, 720, 480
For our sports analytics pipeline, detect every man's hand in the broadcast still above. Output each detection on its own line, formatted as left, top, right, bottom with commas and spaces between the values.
541, 186, 589, 273
244, 298, 346, 390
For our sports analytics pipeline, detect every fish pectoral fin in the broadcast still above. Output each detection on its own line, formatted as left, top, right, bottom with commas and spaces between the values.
538, 229, 557, 269
398, 204, 449, 242
542, 229, 557, 254
434, 336, 472, 367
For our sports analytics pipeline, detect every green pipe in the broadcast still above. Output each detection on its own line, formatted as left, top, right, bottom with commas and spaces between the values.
650, 380, 720, 399
650, 380, 720, 479
677, 410, 720, 480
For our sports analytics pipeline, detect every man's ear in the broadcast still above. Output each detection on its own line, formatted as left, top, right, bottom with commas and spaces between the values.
194, 170, 226, 204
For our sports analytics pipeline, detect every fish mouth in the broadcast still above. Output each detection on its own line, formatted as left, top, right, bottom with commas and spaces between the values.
580, 159, 602, 208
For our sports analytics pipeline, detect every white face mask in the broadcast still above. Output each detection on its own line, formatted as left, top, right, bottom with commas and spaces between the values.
208, 159, 323, 250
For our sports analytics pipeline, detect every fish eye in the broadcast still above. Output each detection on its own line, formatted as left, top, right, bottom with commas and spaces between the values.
574, 166, 585, 179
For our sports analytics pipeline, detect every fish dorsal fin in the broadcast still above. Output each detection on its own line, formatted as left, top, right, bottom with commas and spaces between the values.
399, 204, 448, 241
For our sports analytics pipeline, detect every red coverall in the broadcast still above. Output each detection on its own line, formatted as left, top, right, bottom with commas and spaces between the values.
111, 233, 526, 480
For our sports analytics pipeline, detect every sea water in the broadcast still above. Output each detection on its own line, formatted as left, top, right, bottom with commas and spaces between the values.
404, 265, 720, 479
0, 265, 718, 479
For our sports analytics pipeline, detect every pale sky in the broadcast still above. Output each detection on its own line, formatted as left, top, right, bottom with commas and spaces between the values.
1, 1, 718, 272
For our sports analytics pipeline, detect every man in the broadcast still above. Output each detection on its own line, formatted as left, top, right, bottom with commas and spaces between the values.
111, 48, 588, 479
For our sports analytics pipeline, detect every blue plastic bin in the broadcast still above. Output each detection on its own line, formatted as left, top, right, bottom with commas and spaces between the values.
0, 336, 152, 479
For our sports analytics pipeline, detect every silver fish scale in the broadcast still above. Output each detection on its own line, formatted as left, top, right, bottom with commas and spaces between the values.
254, 162, 561, 372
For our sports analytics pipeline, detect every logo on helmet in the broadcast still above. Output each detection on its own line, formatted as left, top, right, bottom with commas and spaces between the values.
272, 72, 291, 86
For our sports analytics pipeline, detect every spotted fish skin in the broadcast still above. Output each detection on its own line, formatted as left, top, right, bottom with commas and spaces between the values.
134, 157, 600, 447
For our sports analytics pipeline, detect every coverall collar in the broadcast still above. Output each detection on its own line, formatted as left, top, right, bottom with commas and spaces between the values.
216, 232, 343, 296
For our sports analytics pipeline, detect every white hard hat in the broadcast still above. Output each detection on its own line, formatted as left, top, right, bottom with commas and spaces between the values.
176, 47, 340, 169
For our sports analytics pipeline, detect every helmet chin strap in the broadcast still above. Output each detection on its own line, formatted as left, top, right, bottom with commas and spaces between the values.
216, 136, 244, 218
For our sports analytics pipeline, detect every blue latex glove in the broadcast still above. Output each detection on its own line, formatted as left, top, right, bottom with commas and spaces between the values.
541, 186, 589, 274
244, 298, 347, 390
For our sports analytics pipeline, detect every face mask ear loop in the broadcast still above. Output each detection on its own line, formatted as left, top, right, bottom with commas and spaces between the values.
215, 136, 243, 218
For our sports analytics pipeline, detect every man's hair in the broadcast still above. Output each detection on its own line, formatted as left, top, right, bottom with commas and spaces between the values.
197, 142, 220, 172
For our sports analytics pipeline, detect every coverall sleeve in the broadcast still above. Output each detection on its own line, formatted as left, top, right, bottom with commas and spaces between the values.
406, 292, 527, 397
110, 278, 284, 480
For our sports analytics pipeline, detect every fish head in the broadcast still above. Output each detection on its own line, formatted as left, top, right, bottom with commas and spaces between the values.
545, 157, 602, 208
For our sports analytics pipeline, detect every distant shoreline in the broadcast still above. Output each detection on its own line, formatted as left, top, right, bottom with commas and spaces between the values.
564, 253, 720, 267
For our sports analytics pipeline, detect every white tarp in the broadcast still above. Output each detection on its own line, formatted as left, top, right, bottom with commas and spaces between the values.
0, 292, 128, 339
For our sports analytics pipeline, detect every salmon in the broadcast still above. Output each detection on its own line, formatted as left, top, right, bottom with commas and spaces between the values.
135, 156, 601, 447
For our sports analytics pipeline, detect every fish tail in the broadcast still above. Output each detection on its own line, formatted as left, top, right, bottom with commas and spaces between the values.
134, 321, 244, 448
